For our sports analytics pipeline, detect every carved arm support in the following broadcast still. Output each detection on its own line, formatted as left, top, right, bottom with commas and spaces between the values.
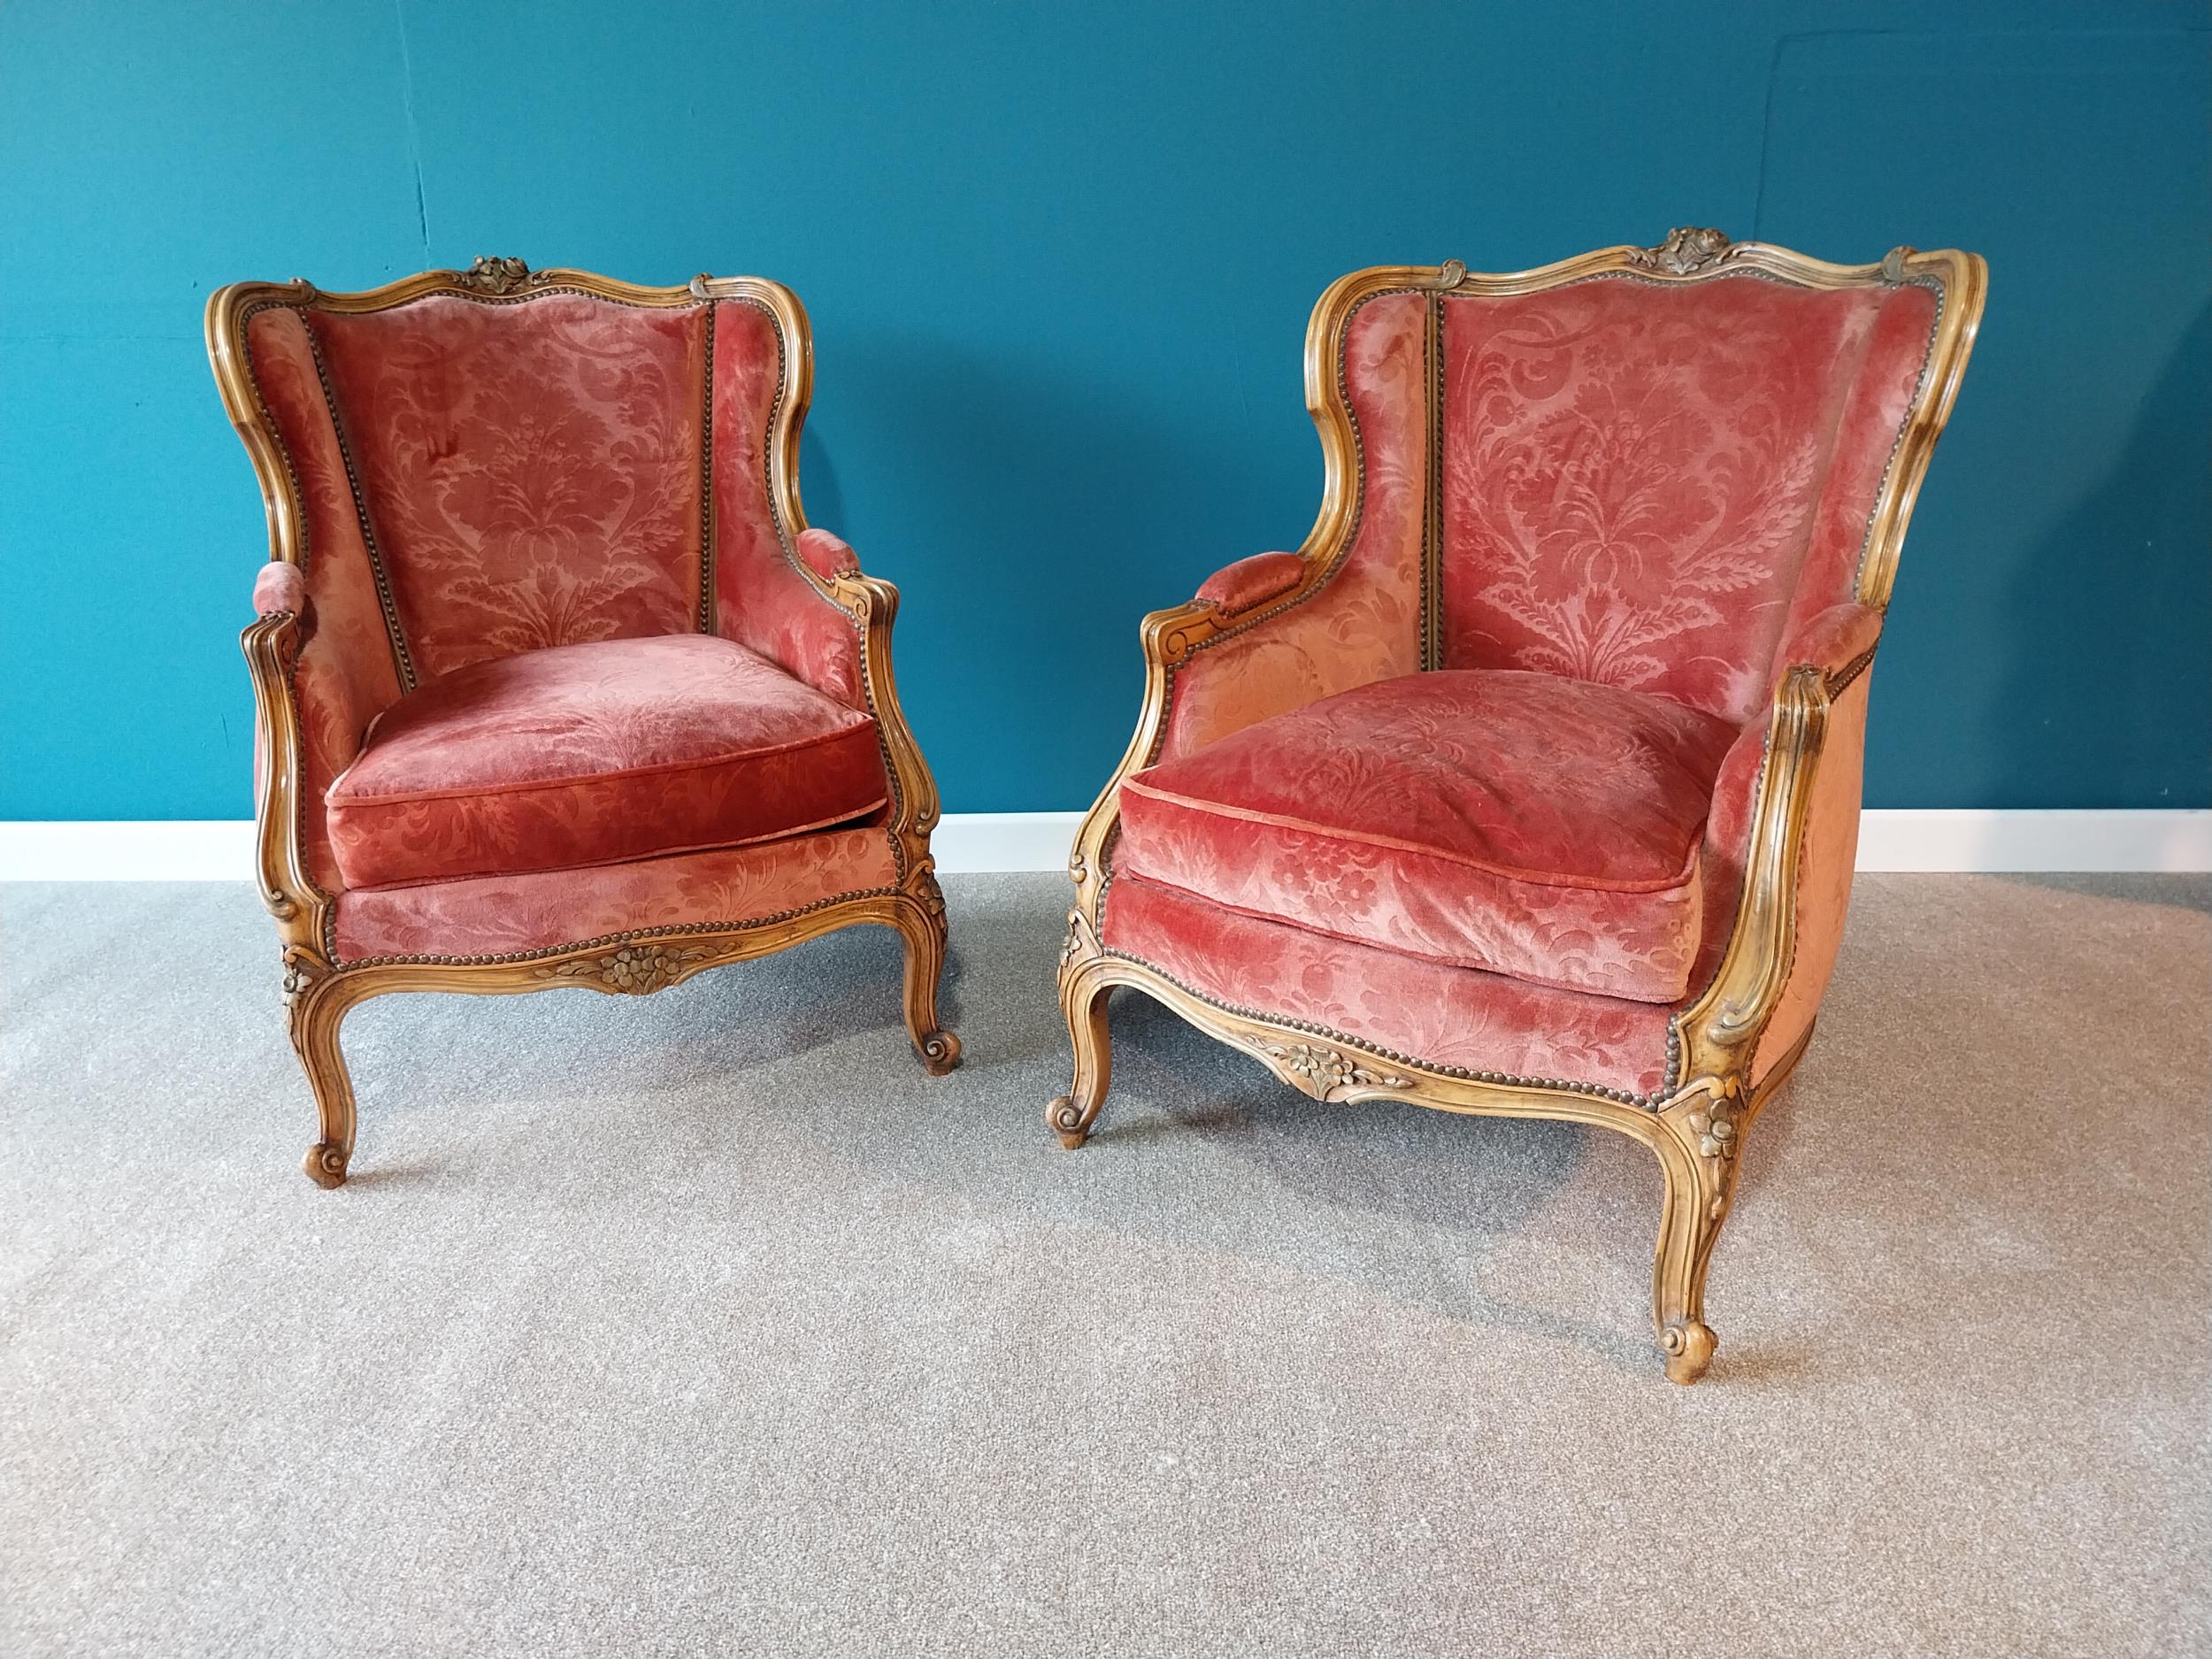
791, 529, 943, 880
1674, 602, 1885, 1090
240, 566, 332, 969
1065, 543, 1351, 920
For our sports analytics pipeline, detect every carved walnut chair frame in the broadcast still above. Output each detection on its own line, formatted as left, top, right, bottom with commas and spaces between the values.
210, 259, 957, 1190
1049, 230, 1986, 1382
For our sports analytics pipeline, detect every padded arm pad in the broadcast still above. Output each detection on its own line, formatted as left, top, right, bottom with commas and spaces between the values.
253, 560, 307, 618
796, 527, 862, 582
1196, 551, 1304, 617
1781, 602, 1882, 687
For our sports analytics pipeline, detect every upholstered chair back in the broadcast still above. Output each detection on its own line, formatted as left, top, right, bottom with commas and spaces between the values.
1333, 267, 1942, 726
236, 280, 809, 695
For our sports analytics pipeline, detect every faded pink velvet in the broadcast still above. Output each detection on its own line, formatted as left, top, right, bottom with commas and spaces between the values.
797, 526, 860, 580
1102, 873, 1676, 1100
1196, 551, 1305, 616
1118, 670, 1737, 1001
1438, 275, 1936, 725
1694, 600, 1887, 972
324, 634, 886, 889
305, 294, 710, 681
1756, 672, 1870, 1083
334, 825, 899, 962
241, 307, 407, 890
1788, 603, 1882, 685
1156, 291, 1429, 760
710, 300, 865, 708
253, 561, 306, 616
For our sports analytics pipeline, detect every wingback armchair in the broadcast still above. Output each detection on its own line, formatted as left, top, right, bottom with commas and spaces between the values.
209, 257, 958, 1189
1051, 230, 1985, 1382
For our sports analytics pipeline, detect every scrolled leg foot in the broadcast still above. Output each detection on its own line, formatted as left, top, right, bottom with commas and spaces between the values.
1660, 1319, 1717, 1385
303, 1141, 350, 1189
1046, 1095, 1091, 1151
287, 968, 360, 1191
917, 1028, 962, 1076
895, 891, 959, 1077
1047, 963, 1113, 1150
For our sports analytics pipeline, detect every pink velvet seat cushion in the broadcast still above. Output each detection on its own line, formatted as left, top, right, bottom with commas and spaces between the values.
1116, 669, 1740, 1002
325, 634, 887, 888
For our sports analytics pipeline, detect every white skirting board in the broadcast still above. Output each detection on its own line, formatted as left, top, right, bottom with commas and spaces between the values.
0, 810, 2206, 879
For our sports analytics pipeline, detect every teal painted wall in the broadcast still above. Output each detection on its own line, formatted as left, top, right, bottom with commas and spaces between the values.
3, 2, 2205, 818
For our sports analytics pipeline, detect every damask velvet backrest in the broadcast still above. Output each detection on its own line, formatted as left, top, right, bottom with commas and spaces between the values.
1316, 246, 1952, 732
230, 271, 812, 698
1433, 273, 1938, 725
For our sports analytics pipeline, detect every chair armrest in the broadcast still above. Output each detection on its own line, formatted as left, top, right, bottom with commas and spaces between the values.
254, 560, 307, 618
1783, 602, 1883, 691
733, 529, 942, 860
1673, 665, 1834, 1087
240, 595, 331, 967
797, 526, 861, 582
1196, 551, 1305, 618
726, 532, 869, 709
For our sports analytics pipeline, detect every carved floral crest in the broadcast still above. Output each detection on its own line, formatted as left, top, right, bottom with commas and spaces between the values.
456, 255, 545, 296
1629, 227, 1735, 276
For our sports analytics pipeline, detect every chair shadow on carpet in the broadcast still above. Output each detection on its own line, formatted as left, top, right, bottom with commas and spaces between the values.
313, 883, 1820, 1379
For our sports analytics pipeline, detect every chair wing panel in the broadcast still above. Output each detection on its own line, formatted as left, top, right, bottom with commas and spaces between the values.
1436, 274, 1940, 727
708, 296, 864, 708
304, 293, 710, 682
1154, 287, 1428, 761
236, 304, 407, 893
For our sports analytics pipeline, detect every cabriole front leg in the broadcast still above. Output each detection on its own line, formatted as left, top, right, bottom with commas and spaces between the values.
283, 963, 359, 1189
892, 886, 960, 1075
1649, 1075, 1752, 1383
1046, 949, 1116, 1149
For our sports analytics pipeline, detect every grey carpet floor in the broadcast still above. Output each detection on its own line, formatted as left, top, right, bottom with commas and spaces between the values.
1, 873, 2206, 1658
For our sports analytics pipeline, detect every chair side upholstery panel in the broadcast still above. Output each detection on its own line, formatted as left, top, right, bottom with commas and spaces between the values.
1154, 289, 1427, 760
708, 297, 864, 705
1436, 275, 1931, 726
1754, 668, 1871, 1084
306, 293, 709, 681
241, 306, 408, 891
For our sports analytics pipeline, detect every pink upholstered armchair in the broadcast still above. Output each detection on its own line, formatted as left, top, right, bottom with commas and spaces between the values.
1051, 230, 1985, 1382
210, 257, 957, 1189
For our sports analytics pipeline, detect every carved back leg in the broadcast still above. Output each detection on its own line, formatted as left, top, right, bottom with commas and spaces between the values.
893, 891, 960, 1075
1649, 1077, 1751, 1383
285, 970, 359, 1189
1046, 957, 1115, 1149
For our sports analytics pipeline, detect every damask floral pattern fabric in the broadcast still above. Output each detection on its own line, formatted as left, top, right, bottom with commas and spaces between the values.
1118, 669, 1739, 1001
1100, 873, 1677, 1100
324, 634, 886, 888
308, 294, 709, 682
710, 300, 864, 708
242, 307, 409, 891
1156, 290, 1427, 761
333, 825, 899, 963
1438, 275, 1935, 726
